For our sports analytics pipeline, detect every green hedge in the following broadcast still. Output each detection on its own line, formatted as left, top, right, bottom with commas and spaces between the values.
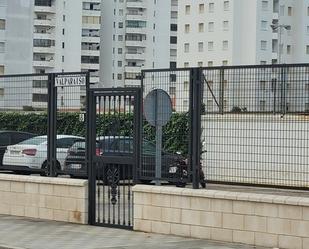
0, 112, 189, 155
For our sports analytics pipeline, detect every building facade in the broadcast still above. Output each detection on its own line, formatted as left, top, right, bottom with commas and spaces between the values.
176, 0, 309, 113
177, 0, 309, 67
0, 0, 100, 109
100, 0, 178, 88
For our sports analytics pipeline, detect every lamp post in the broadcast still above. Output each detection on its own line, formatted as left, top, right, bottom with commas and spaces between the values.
270, 23, 289, 114
270, 24, 290, 64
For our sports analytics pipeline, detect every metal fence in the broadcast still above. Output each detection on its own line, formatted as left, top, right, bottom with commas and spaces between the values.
201, 64, 309, 189
143, 64, 309, 189
0, 72, 90, 177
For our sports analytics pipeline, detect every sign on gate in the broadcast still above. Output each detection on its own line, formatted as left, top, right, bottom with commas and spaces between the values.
55, 75, 86, 87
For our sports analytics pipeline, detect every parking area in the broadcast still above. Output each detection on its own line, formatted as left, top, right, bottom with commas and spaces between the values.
0, 215, 268, 249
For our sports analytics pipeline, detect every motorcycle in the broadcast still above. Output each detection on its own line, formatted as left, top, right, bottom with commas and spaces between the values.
171, 149, 206, 188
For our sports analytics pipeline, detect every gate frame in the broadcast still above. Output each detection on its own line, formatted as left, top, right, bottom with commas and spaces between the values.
47, 71, 90, 177
87, 87, 142, 227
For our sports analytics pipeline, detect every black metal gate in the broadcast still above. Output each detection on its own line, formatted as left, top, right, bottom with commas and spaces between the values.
87, 88, 142, 229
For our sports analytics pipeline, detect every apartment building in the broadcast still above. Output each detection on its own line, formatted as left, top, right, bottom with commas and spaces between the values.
100, 0, 178, 88
177, 0, 309, 113
0, 0, 100, 109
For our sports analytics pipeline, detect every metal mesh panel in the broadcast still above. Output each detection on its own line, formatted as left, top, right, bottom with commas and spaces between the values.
142, 69, 191, 183
0, 74, 49, 174
201, 65, 309, 188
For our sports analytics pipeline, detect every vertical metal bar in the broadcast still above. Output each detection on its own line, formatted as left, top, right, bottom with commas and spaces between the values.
87, 90, 96, 225
47, 73, 57, 177
190, 68, 203, 189
133, 88, 142, 184
219, 68, 225, 115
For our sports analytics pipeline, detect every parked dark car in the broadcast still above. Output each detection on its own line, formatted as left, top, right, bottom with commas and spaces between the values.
64, 136, 186, 180
0, 131, 36, 166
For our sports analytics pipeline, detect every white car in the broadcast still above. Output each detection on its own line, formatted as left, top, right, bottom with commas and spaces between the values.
3, 135, 84, 173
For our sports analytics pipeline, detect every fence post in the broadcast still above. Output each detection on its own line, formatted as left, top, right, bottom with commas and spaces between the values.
190, 68, 202, 189
219, 68, 225, 114
87, 88, 96, 225
47, 73, 57, 177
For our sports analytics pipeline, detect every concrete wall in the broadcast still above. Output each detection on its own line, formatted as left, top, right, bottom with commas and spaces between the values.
133, 185, 309, 249
0, 174, 88, 224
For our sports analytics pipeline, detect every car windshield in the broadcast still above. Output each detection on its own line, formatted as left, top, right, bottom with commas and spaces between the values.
18, 136, 46, 145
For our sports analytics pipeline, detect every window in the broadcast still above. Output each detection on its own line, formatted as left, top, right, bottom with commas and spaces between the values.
198, 42, 204, 52
118, 35, 123, 41
198, 61, 203, 67
184, 43, 189, 53
288, 6, 292, 16
223, 21, 229, 30
62, 56, 64, 62
118, 22, 123, 28
62, 42, 65, 48
261, 40, 267, 50
262, 1, 268, 11
260, 61, 267, 65
209, 2, 214, 12
260, 100, 266, 111
306, 45, 309, 54
0, 19, 5, 30
63, 15, 65, 21
82, 16, 101, 24
307, 26, 309, 34
170, 36, 177, 44
118, 61, 122, 67
117, 74, 122, 80
222, 40, 228, 50
260, 80, 266, 91
199, 4, 205, 13
222, 60, 228, 66
119, 9, 123, 16
0, 87, 4, 95
33, 93, 48, 102
208, 41, 214, 51
208, 22, 214, 32
208, 61, 213, 67
118, 48, 122, 54
171, 24, 177, 31
207, 100, 213, 111
0, 42, 4, 53
223, 1, 229, 11
0, 65, 4, 75
287, 45, 291, 54
184, 62, 189, 67
185, 5, 190, 15
307, 7, 309, 16
280, 5, 284, 16
261, 21, 267, 30
185, 24, 190, 33
198, 23, 204, 32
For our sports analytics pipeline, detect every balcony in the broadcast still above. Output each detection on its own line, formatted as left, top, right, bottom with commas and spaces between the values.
81, 63, 100, 70
81, 36, 100, 43
33, 59, 55, 68
34, 5, 55, 14
125, 27, 146, 34
125, 66, 142, 73
33, 32, 54, 40
124, 78, 141, 87
34, 18, 55, 27
81, 50, 100, 57
126, 13, 146, 22
126, 0, 146, 9
33, 46, 55, 54
125, 52, 145, 61
125, 40, 146, 48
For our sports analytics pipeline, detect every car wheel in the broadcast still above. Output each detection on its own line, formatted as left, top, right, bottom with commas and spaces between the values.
40, 161, 61, 177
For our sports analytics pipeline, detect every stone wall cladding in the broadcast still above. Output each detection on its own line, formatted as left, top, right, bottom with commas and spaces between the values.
133, 185, 309, 249
0, 174, 88, 224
